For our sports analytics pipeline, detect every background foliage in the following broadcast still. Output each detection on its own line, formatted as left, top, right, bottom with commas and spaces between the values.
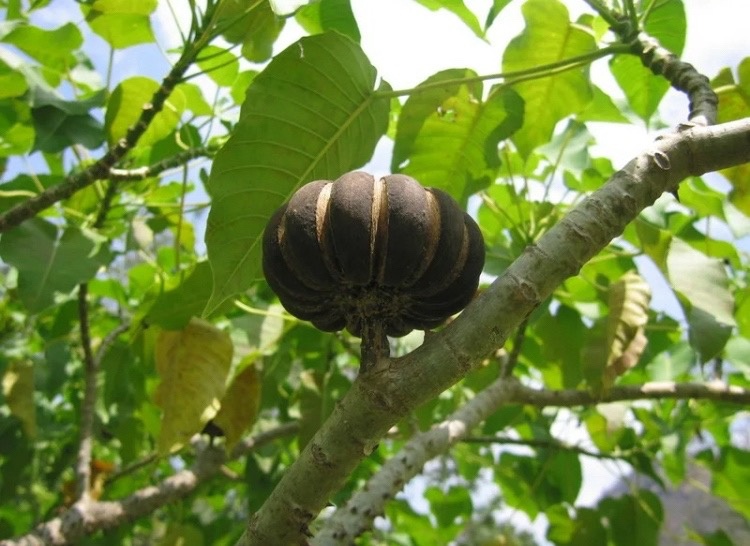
0, 0, 749, 545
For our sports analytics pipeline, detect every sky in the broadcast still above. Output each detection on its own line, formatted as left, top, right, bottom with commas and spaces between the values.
13, 0, 750, 543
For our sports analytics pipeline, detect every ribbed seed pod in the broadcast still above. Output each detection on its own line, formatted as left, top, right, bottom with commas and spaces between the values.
262, 171, 484, 338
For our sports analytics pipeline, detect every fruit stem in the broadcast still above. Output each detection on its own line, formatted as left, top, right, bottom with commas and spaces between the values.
360, 320, 389, 373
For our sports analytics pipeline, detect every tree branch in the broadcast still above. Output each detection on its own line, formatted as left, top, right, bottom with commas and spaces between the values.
240, 117, 750, 545
511, 380, 750, 407
0, 7, 222, 234
313, 377, 516, 544
628, 32, 718, 126
501, 318, 527, 378
74, 284, 97, 502
461, 435, 633, 460
1, 424, 298, 546
314, 377, 749, 543
581, 1, 717, 125
108, 146, 217, 182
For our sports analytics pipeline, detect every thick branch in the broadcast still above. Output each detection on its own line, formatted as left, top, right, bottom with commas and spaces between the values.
241, 118, 750, 545
313, 378, 749, 543
1, 424, 298, 546
313, 377, 516, 544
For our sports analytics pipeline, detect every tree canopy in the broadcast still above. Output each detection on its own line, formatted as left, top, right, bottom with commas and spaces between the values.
0, 1, 749, 545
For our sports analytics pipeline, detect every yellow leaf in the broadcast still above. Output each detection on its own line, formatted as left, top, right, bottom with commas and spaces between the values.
2, 360, 36, 438
154, 317, 233, 454
213, 362, 262, 452
604, 271, 651, 388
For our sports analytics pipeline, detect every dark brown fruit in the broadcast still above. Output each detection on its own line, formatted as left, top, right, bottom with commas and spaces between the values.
262, 171, 485, 337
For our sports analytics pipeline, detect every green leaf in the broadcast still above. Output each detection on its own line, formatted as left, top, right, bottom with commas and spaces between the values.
712, 447, 750, 519
102, 342, 145, 413
642, 0, 686, 55
105, 76, 186, 147
175, 82, 213, 116
145, 262, 219, 329
485, 0, 512, 31
581, 320, 608, 392
218, 0, 285, 63
2, 22, 82, 71
196, 46, 240, 87
386, 499, 447, 544
0, 59, 27, 99
678, 177, 726, 220
502, 0, 596, 158
0, 100, 34, 156
495, 454, 541, 517
724, 336, 750, 378
204, 32, 390, 314
153, 318, 233, 454
392, 69, 474, 171
162, 523, 204, 546
82, 0, 157, 49
577, 84, 629, 123
715, 58, 750, 215
635, 217, 672, 270
610, 0, 686, 123
693, 530, 736, 546
230, 70, 258, 105
31, 107, 104, 153
600, 492, 663, 546
0, 218, 112, 313
295, 0, 361, 43
538, 120, 594, 178
547, 450, 582, 503
425, 485, 472, 528
547, 506, 607, 546
535, 306, 586, 388
413, 0, 483, 38
395, 77, 523, 203
647, 341, 694, 381
666, 238, 735, 362
297, 368, 324, 449
26, 89, 106, 152
1, 360, 36, 438
714, 57, 750, 124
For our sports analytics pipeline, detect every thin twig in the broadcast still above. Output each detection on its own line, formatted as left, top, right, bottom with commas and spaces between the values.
105, 453, 158, 487
462, 435, 651, 461
75, 284, 97, 501
501, 318, 528, 378
315, 378, 750, 543
108, 145, 217, 182
92, 181, 119, 229
0, 4, 223, 233
380, 44, 628, 98
2, 423, 299, 546
513, 380, 750, 406
581, 0, 622, 28
93, 323, 131, 368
